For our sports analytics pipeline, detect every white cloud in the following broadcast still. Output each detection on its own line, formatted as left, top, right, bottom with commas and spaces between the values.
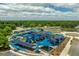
0, 3, 79, 20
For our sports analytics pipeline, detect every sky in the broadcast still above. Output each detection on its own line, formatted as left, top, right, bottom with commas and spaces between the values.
0, 3, 79, 21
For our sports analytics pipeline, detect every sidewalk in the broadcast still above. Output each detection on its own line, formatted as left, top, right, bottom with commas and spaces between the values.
60, 36, 73, 56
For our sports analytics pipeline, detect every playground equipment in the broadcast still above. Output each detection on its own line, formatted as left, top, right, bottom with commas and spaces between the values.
9, 28, 64, 53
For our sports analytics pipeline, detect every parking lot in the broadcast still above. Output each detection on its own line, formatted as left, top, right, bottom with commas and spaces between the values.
68, 39, 79, 56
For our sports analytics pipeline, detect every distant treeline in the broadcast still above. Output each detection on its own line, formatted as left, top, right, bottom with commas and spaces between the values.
0, 21, 79, 28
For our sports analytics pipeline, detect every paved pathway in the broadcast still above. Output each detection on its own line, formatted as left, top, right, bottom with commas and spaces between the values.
0, 50, 17, 56
60, 36, 73, 56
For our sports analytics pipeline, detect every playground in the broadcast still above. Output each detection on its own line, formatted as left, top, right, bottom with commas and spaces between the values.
9, 28, 65, 56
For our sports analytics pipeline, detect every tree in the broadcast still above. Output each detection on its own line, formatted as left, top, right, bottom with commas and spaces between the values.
0, 35, 9, 49
3, 26, 12, 36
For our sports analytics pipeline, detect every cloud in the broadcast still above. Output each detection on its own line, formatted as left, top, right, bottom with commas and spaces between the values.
0, 3, 79, 20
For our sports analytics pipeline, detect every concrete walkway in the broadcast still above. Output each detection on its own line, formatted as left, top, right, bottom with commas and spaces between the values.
60, 36, 73, 56
0, 50, 17, 56
40, 49, 50, 56
10, 50, 26, 56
